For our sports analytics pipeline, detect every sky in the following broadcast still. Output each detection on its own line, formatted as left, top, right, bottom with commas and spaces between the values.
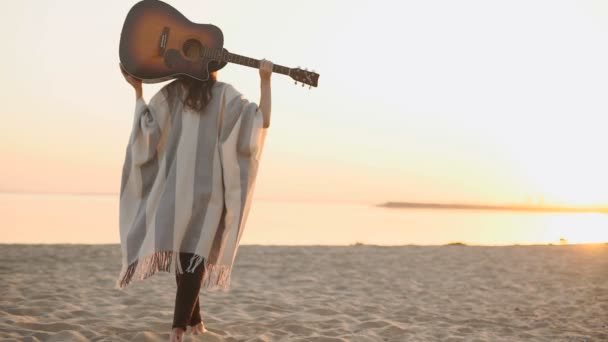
1, 0, 608, 206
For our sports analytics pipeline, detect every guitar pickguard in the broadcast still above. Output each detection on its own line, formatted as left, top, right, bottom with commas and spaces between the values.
163, 49, 210, 81
163, 49, 186, 70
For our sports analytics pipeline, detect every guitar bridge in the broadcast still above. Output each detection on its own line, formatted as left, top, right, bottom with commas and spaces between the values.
158, 27, 170, 56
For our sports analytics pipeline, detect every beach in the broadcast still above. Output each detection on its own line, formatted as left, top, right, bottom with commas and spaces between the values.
0, 244, 606, 341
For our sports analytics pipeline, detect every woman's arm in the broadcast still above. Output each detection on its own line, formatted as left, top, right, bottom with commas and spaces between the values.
258, 59, 273, 129
119, 63, 168, 166
120, 63, 143, 100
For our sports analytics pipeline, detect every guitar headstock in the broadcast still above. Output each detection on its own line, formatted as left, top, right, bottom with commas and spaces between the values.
289, 67, 320, 88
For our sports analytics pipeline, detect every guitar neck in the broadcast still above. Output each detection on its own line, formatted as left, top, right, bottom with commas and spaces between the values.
205, 48, 291, 76
201, 48, 319, 87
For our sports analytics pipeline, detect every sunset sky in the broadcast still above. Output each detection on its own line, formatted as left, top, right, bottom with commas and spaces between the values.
1, 0, 608, 206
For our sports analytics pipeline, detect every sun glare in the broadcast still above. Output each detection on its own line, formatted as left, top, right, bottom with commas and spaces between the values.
508, 140, 608, 207
544, 214, 608, 244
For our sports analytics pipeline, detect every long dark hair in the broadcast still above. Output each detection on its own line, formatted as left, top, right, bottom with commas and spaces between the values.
179, 72, 217, 112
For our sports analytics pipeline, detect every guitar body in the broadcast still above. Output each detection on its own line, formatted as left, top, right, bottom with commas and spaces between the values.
120, 0, 320, 87
119, 0, 224, 83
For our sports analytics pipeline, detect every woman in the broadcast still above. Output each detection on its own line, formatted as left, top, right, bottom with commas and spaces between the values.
117, 46, 273, 342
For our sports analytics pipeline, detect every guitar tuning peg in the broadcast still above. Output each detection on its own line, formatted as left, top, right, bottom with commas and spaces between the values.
309, 85, 311, 90
294, 81, 298, 85
301, 83, 304, 87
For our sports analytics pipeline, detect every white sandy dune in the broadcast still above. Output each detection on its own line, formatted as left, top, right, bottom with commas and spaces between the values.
0, 244, 606, 341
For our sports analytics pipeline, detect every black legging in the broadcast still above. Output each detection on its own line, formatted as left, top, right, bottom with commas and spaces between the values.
172, 252, 205, 330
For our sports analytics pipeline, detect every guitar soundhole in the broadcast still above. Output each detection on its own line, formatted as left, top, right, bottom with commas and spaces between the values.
182, 39, 203, 60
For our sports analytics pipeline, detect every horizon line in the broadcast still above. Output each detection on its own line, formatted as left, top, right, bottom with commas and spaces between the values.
0, 242, 606, 247
0, 190, 372, 205
380, 201, 608, 214
2, 190, 607, 210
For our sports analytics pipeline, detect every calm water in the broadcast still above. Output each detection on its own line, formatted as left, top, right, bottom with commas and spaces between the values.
1, 193, 607, 245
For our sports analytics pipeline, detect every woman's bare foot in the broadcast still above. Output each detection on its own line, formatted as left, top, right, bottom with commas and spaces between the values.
191, 321, 207, 335
169, 327, 185, 342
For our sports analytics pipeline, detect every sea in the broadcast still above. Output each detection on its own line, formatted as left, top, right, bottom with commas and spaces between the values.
1, 193, 607, 245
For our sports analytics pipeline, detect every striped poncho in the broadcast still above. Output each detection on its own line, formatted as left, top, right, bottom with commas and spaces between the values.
116, 80, 268, 291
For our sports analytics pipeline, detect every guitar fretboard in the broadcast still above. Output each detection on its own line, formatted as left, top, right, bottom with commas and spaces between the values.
203, 48, 291, 76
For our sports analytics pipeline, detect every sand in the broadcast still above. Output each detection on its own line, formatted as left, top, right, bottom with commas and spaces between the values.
0, 244, 606, 341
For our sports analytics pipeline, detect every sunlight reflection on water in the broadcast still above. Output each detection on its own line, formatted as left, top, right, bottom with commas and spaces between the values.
1, 194, 606, 245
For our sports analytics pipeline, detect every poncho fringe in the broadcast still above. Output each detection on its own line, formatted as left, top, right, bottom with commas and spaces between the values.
116, 251, 232, 291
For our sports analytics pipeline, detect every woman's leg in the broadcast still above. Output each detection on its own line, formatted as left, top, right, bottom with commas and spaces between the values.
189, 296, 202, 326
174, 271, 202, 327
172, 252, 205, 331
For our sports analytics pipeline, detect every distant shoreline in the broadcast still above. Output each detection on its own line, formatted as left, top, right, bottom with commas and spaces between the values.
379, 201, 608, 214
0, 190, 117, 197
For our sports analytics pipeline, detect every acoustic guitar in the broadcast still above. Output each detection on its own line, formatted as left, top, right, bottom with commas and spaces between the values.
119, 0, 319, 88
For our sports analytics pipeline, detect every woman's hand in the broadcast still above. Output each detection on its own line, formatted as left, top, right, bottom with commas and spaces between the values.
258, 59, 272, 128
120, 63, 143, 99
259, 59, 273, 81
